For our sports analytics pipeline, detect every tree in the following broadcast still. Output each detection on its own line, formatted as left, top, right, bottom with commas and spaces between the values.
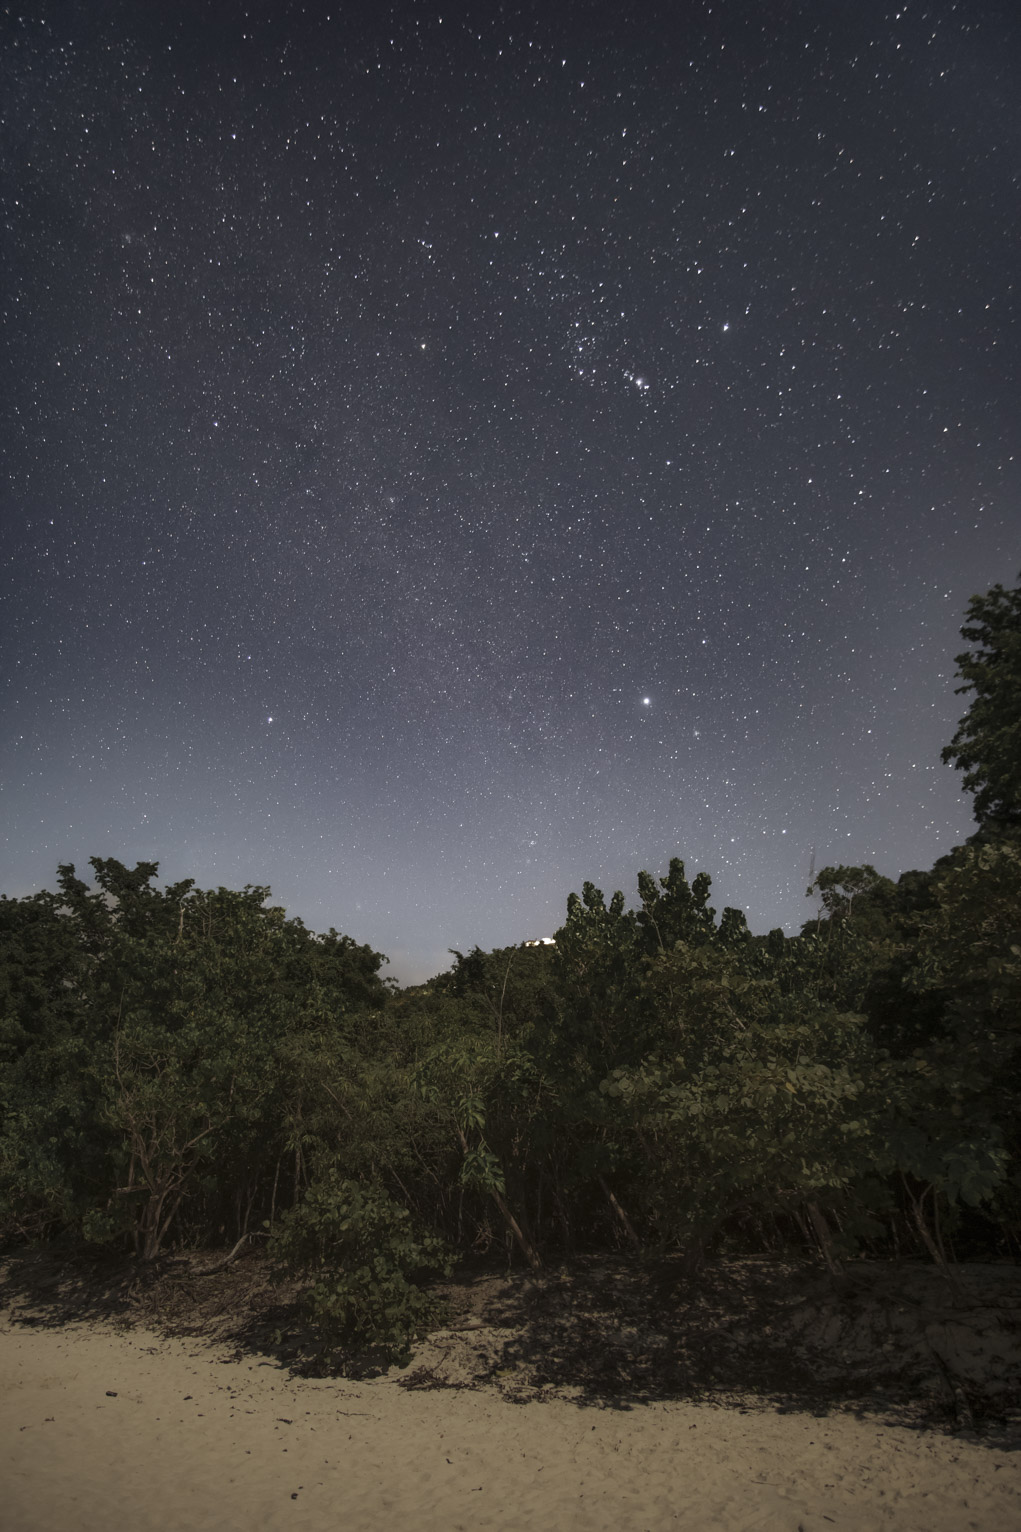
0, 859, 392, 1257
942, 573, 1021, 831
805, 864, 895, 926
0, 889, 95, 1240
636, 858, 716, 953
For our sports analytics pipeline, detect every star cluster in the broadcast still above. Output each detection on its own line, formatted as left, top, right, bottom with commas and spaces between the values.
2, 1, 1017, 980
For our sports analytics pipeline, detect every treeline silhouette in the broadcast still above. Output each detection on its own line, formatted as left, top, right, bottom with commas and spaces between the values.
1, 576, 1018, 1360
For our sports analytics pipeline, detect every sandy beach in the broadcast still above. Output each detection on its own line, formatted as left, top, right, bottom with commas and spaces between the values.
3, 1277, 1020, 1532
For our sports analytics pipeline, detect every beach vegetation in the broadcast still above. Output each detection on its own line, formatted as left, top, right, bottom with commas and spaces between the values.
2, 574, 1020, 1359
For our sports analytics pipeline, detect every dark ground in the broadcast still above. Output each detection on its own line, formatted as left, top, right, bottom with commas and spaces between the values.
2, 1244, 1019, 1438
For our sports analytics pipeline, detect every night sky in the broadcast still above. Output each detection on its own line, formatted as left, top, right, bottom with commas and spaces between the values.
2, 1, 1017, 984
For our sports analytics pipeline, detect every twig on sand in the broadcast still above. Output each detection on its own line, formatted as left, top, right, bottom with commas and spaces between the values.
193, 1234, 256, 1278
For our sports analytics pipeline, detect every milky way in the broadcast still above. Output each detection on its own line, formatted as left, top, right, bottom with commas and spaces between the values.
2, 1, 1017, 981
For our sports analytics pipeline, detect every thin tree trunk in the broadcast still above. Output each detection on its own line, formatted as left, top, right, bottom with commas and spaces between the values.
490, 1185, 543, 1274
241, 1177, 258, 1240
495, 950, 514, 1058
456, 1125, 542, 1273
554, 1189, 572, 1254
269, 1156, 282, 1229
902, 1176, 965, 1296
806, 1200, 843, 1277
792, 1202, 813, 1249
599, 1176, 641, 1251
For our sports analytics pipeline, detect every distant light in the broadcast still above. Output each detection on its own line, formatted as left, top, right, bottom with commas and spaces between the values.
642, 697, 651, 706
267, 716, 274, 723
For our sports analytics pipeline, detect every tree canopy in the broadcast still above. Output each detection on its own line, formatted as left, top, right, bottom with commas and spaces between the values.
2, 575, 1020, 1363
941, 572, 1021, 831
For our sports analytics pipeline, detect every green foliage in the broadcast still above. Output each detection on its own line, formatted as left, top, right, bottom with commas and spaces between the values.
910, 840, 1021, 1030
942, 573, 1021, 830
636, 857, 725, 953
439, 941, 558, 1042
4, 630, 1021, 1323
0, 889, 100, 1239
600, 929, 889, 1251
806, 864, 897, 927
557, 881, 637, 990
0, 860, 391, 1258
268, 1172, 451, 1365
889, 839, 1021, 1222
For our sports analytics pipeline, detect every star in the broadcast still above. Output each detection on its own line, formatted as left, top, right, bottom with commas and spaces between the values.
1, 0, 1011, 987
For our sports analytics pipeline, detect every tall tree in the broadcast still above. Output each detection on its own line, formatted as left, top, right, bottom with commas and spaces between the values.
942, 573, 1021, 831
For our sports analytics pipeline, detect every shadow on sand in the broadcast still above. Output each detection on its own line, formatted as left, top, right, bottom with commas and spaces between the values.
2, 1245, 1019, 1442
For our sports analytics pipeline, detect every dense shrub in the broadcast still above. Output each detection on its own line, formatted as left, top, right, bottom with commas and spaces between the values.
268, 1173, 452, 1365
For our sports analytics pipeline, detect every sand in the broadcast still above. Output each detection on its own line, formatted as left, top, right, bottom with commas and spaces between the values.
3, 1308, 1019, 1532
